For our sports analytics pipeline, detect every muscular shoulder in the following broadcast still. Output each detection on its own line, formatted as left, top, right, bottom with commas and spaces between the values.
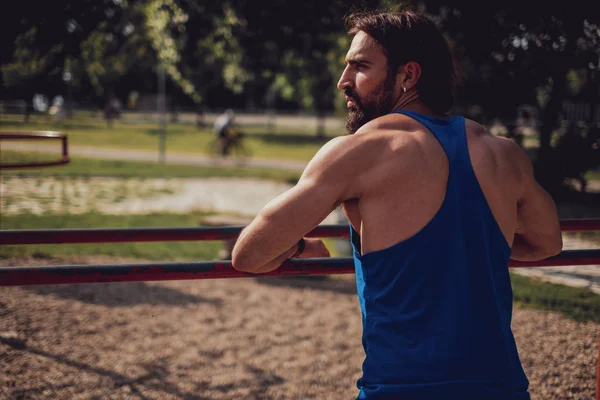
316, 116, 421, 160
465, 118, 525, 158
301, 120, 422, 198
464, 118, 530, 193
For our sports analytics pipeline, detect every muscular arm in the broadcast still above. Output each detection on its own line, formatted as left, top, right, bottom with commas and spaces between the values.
231, 136, 366, 273
511, 146, 563, 261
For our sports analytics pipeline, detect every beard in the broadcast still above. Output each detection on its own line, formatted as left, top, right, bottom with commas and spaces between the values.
345, 71, 396, 135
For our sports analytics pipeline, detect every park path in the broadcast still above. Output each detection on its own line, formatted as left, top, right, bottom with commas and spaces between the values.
2, 141, 599, 293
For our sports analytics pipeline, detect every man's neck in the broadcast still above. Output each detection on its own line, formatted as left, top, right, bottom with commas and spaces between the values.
390, 94, 450, 119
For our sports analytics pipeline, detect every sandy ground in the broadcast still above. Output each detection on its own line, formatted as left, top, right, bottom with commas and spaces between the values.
0, 177, 294, 217
1, 256, 598, 400
0, 176, 341, 224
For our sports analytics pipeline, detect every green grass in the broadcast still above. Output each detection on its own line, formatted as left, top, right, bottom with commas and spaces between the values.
0, 150, 301, 184
0, 212, 341, 263
1, 114, 334, 161
510, 272, 600, 323
586, 170, 600, 181
0, 212, 224, 261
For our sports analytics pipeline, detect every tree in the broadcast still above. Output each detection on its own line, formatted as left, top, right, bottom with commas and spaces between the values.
424, 1, 600, 194
2, 0, 201, 110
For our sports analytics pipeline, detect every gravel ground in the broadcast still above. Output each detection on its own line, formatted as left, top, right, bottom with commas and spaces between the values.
0, 177, 294, 217
1, 256, 598, 400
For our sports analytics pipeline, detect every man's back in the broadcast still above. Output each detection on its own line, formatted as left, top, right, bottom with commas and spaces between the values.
342, 111, 561, 264
346, 111, 532, 399
342, 112, 522, 254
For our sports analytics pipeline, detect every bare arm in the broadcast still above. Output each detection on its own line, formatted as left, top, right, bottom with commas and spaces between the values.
231, 136, 365, 273
511, 147, 563, 261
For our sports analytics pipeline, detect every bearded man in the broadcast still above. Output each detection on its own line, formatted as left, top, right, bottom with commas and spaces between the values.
232, 8, 562, 400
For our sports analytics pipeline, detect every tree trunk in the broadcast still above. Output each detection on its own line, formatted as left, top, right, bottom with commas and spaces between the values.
534, 72, 567, 194
316, 110, 326, 138
195, 105, 205, 128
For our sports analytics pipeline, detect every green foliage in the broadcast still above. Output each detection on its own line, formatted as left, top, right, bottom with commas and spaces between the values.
511, 273, 600, 323
142, 0, 200, 103
1, 27, 63, 88
81, 21, 141, 97
2, 1, 599, 140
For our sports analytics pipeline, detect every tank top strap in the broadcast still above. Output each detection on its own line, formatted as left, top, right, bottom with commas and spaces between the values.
389, 110, 509, 251
391, 110, 464, 161
389, 110, 480, 191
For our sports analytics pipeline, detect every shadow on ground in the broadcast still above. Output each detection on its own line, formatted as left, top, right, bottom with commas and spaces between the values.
1, 337, 211, 400
23, 281, 223, 308
145, 128, 187, 136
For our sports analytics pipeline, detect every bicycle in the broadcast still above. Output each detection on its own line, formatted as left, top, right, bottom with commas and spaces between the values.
205, 131, 252, 165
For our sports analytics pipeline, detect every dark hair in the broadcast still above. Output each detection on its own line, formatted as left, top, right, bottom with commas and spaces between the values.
345, 8, 459, 114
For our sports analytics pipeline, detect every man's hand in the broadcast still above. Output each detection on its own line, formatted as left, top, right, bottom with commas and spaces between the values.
233, 238, 331, 274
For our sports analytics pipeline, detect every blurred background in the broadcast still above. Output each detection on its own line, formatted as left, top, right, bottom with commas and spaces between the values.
0, 1, 599, 399
1, 0, 599, 189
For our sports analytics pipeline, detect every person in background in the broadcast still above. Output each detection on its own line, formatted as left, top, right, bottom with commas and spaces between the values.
213, 108, 236, 156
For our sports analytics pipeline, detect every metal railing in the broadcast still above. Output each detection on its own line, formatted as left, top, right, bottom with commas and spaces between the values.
0, 220, 599, 286
1, 218, 597, 245
0, 250, 598, 287
0, 131, 69, 169
0, 218, 598, 398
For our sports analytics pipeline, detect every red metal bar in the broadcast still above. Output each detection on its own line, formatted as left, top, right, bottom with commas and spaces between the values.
0, 225, 350, 245
0, 249, 598, 287
1, 219, 598, 245
509, 250, 600, 267
560, 219, 600, 232
0, 131, 69, 169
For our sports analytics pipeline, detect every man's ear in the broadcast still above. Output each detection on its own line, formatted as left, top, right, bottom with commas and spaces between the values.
398, 61, 422, 90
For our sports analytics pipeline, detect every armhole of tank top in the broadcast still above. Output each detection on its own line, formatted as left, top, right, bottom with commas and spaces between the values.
356, 111, 452, 260
460, 119, 512, 254
350, 224, 361, 255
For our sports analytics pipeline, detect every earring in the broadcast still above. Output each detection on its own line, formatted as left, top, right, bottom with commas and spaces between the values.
402, 86, 407, 93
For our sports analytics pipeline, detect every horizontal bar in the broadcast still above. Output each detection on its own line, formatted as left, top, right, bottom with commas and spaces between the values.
1, 219, 598, 245
0, 131, 66, 139
509, 249, 600, 267
1, 250, 598, 287
0, 225, 350, 245
560, 218, 600, 232
0, 131, 69, 169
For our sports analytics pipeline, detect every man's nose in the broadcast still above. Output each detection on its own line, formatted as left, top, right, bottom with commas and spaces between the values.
337, 66, 353, 91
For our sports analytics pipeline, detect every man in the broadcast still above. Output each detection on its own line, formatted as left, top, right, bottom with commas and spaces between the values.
213, 108, 235, 156
232, 8, 562, 400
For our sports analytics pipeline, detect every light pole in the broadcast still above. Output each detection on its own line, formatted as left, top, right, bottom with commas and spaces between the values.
62, 69, 73, 119
157, 64, 167, 164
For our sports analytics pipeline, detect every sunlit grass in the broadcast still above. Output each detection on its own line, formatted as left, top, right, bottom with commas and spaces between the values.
0, 150, 300, 183
510, 273, 600, 323
1, 113, 338, 161
0, 212, 223, 261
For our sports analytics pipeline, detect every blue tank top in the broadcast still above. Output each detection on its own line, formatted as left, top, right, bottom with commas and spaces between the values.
351, 110, 530, 400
